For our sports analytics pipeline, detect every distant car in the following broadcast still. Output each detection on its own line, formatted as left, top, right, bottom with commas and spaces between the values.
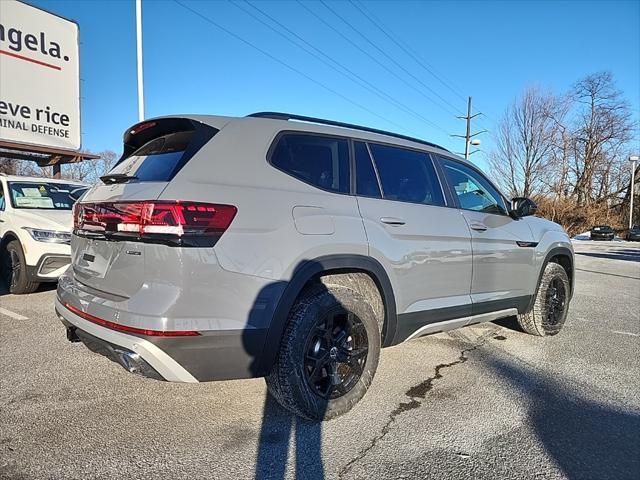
590, 225, 615, 241
0, 174, 89, 294
627, 225, 640, 241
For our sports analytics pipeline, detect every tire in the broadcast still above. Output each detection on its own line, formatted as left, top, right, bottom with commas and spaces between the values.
518, 262, 570, 336
266, 284, 381, 421
1, 240, 39, 295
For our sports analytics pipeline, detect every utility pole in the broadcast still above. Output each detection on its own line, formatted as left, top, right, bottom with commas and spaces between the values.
630, 155, 639, 229
463, 97, 472, 159
452, 97, 486, 160
136, 0, 144, 122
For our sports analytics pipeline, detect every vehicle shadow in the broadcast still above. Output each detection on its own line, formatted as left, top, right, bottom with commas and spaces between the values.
575, 249, 640, 263
485, 355, 640, 480
243, 264, 329, 480
491, 315, 525, 333
254, 394, 325, 480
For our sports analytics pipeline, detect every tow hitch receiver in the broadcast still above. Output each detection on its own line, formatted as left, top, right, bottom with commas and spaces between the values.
66, 326, 80, 343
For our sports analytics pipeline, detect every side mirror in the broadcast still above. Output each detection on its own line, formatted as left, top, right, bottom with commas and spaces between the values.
509, 197, 538, 218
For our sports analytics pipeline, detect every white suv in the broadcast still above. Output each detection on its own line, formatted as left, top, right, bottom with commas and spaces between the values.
0, 174, 88, 294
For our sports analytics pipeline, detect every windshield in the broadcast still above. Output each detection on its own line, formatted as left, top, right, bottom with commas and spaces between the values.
8, 182, 86, 210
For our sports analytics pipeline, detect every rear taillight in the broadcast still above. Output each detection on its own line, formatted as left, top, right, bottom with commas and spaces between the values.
74, 201, 237, 247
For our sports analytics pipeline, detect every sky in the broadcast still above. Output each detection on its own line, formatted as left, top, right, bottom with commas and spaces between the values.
27, 0, 640, 169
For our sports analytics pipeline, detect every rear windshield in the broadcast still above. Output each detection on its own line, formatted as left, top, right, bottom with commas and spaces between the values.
108, 131, 194, 182
8, 182, 85, 210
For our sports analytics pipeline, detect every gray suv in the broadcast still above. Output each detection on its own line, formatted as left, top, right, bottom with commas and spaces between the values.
56, 112, 574, 420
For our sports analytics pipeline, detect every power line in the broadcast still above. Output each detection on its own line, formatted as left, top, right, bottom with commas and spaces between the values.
172, 0, 419, 136
350, 0, 499, 128
349, 0, 466, 104
318, 0, 463, 118
297, 1, 458, 121
231, 0, 446, 134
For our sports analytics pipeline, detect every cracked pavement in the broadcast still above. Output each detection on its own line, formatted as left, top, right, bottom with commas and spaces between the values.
1, 239, 639, 479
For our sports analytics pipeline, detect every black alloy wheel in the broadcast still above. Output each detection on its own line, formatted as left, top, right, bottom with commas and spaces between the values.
2, 248, 20, 290
303, 307, 369, 400
517, 261, 571, 337
1, 240, 39, 294
544, 277, 567, 329
266, 284, 381, 420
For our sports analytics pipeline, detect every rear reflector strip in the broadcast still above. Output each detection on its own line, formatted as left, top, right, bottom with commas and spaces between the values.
64, 302, 200, 337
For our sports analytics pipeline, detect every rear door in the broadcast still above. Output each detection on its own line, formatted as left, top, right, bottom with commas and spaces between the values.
72, 118, 218, 297
435, 156, 535, 314
354, 141, 473, 341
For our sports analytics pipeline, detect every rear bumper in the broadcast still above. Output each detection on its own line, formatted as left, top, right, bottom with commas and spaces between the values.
56, 264, 285, 381
56, 299, 198, 382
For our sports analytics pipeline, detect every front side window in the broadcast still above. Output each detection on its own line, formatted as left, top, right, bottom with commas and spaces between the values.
368, 143, 445, 206
8, 182, 85, 210
270, 134, 350, 193
0, 183, 5, 210
439, 158, 507, 214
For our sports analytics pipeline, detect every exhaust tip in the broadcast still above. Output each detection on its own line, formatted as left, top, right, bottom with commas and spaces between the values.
113, 349, 144, 374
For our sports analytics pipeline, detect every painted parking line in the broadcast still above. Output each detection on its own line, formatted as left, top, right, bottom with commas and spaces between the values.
611, 330, 640, 337
0, 307, 28, 321
575, 268, 640, 280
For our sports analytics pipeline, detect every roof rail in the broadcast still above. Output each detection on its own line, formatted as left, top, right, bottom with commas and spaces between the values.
247, 112, 449, 152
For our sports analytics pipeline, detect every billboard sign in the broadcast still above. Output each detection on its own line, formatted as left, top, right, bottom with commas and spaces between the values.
0, 0, 81, 150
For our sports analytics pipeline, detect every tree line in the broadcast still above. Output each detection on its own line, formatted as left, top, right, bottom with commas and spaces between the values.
488, 71, 638, 236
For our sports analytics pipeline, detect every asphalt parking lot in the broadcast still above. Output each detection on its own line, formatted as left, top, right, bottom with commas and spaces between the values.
1, 240, 639, 480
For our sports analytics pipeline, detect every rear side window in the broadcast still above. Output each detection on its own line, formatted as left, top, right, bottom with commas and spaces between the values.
354, 141, 382, 198
368, 143, 445, 206
109, 131, 194, 182
270, 134, 350, 194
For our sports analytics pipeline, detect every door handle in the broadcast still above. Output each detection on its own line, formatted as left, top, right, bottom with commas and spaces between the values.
470, 222, 487, 232
380, 217, 406, 226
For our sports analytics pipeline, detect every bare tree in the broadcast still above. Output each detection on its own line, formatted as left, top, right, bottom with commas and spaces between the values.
489, 87, 566, 197
0, 158, 18, 175
14, 150, 118, 183
62, 150, 118, 183
570, 71, 633, 206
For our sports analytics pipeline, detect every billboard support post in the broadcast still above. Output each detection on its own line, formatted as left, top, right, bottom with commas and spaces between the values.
136, 0, 145, 122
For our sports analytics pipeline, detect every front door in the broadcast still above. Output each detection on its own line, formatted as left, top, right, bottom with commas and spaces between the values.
436, 156, 536, 315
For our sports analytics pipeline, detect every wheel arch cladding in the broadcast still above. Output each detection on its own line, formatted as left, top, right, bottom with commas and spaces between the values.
255, 255, 397, 376
549, 252, 573, 287
0, 231, 19, 251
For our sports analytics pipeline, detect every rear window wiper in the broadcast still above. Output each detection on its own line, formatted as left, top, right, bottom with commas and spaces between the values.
100, 173, 138, 185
